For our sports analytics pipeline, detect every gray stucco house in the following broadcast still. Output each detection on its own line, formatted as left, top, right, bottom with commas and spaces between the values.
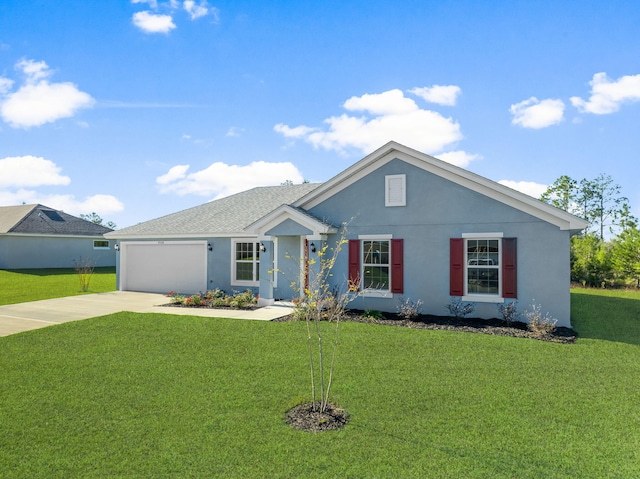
0, 204, 115, 269
106, 142, 587, 327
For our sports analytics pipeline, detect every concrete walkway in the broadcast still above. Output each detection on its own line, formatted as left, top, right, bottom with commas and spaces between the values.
0, 291, 294, 337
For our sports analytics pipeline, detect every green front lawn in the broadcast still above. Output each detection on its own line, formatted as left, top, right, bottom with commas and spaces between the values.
0, 268, 116, 306
571, 287, 640, 345
1, 289, 639, 478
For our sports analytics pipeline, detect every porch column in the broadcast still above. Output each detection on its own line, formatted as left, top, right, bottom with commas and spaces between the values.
306, 235, 324, 293
258, 239, 275, 306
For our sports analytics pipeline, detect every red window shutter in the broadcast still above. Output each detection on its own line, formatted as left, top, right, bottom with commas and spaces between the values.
348, 240, 361, 291
450, 238, 464, 296
502, 238, 517, 298
391, 239, 404, 294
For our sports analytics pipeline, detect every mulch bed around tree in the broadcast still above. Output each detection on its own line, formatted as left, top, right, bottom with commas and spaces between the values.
274, 310, 577, 344
285, 402, 350, 432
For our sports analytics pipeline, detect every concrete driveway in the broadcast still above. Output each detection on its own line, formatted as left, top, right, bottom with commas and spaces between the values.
0, 291, 293, 337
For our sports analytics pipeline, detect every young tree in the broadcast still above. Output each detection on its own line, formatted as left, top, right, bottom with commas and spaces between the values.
286, 224, 359, 415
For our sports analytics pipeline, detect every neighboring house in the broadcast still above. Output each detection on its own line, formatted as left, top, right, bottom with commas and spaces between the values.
106, 142, 587, 327
0, 204, 115, 269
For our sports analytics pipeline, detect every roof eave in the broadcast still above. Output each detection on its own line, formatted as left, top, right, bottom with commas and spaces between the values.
105, 232, 258, 240
244, 204, 338, 235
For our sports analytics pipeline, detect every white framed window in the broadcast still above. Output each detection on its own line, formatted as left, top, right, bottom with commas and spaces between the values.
231, 239, 260, 286
462, 233, 502, 301
385, 174, 406, 207
93, 240, 109, 249
361, 236, 392, 297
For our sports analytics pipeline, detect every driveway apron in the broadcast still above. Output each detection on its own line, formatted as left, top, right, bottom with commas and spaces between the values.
0, 291, 293, 337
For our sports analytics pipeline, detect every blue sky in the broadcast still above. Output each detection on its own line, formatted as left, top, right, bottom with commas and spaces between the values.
1, 0, 639, 229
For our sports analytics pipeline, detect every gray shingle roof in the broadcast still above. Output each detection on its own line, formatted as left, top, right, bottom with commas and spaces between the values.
0, 204, 113, 236
108, 183, 322, 237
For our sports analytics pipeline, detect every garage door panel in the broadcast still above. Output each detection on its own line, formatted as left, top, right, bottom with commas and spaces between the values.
122, 242, 207, 294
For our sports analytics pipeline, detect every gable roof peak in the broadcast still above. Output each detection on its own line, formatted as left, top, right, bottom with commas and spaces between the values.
294, 140, 588, 232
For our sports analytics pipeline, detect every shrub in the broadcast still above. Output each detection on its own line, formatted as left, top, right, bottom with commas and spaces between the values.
361, 310, 384, 321
446, 297, 475, 318
211, 296, 228, 307
73, 257, 95, 292
523, 301, 557, 337
292, 299, 315, 321
397, 297, 423, 320
186, 294, 204, 306
205, 288, 225, 300
168, 289, 257, 308
496, 300, 519, 325
228, 289, 256, 309
169, 293, 187, 305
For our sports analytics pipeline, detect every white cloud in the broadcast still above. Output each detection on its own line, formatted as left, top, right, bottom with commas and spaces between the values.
49, 194, 125, 216
273, 124, 316, 138
0, 155, 123, 216
0, 59, 94, 128
131, 0, 158, 8
510, 97, 565, 129
16, 59, 51, 82
498, 180, 548, 199
343, 89, 418, 115
0, 190, 124, 216
156, 164, 189, 185
570, 72, 640, 114
274, 89, 463, 155
435, 150, 481, 168
183, 0, 214, 20
157, 161, 304, 198
226, 126, 244, 137
409, 85, 461, 106
0, 156, 71, 188
0, 77, 14, 95
131, 0, 217, 33
132, 11, 176, 33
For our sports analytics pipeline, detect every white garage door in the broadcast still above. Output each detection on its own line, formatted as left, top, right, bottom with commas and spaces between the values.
121, 241, 207, 294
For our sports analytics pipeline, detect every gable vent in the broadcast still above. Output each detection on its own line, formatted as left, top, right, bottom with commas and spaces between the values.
385, 174, 406, 207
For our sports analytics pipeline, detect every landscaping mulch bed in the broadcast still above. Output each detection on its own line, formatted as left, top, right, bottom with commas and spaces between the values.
161, 303, 259, 310
164, 302, 575, 343
274, 311, 577, 344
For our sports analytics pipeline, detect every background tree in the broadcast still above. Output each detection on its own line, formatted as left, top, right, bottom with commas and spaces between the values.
541, 173, 639, 288
540, 175, 579, 213
612, 226, 640, 288
577, 174, 629, 240
80, 212, 117, 230
571, 233, 614, 287
541, 174, 630, 239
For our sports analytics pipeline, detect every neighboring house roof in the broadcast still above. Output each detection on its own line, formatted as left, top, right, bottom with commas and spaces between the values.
0, 204, 113, 236
0, 204, 35, 233
107, 183, 322, 239
295, 141, 589, 233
